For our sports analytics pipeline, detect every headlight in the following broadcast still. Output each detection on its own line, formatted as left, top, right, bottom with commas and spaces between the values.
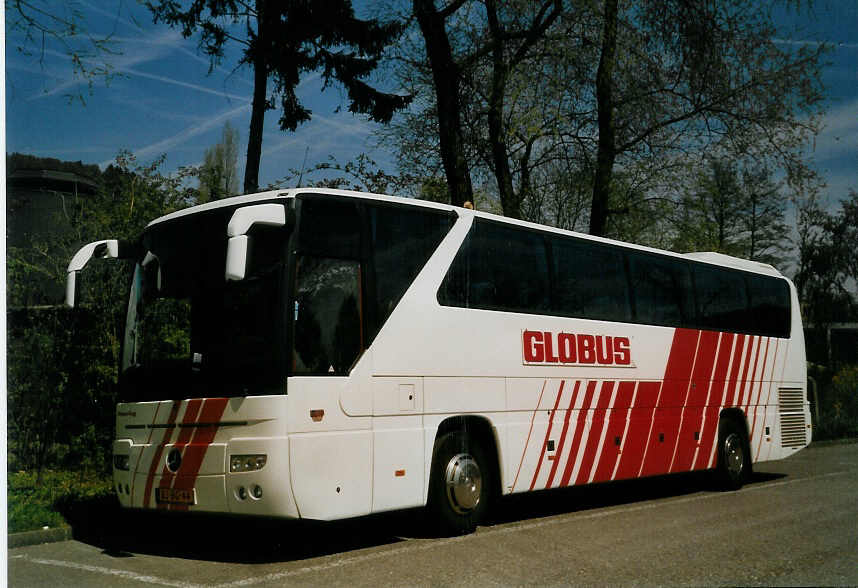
114, 455, 130, 471
230, 454, 267, 472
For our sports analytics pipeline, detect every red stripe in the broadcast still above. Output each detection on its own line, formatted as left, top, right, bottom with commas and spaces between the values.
157, 398, 203, 509
737, 336, 759, 409
724, 334, 746, 406
614, 381, 659, 480
755, 339, 781, 462
694, 332, 734, 470
575, 381, 615, 485
142, 400, 181, 508
592, 381, 635, 483
749, 337, 771, 448
559, 380, 598, 487
170, 398, 230, 511
511, 380, 548, 492
640, 328, 699, 477
672, 330, 719, 472
529, 381, 565, 491
130, 401, 163, 505
545, 380, 581, 488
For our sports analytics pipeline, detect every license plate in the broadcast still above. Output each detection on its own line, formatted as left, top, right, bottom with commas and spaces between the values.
155, 487, 196, 505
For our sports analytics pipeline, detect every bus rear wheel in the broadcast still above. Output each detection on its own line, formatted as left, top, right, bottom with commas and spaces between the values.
716, 418, 750, 490
427, 431, 493, 535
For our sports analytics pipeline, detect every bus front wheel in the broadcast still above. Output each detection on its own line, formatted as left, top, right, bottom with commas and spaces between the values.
427, 431, 493, 535
716, 418, 750, 490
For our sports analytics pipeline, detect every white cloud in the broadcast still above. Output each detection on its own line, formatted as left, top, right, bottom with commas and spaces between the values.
100, 102, 252, 167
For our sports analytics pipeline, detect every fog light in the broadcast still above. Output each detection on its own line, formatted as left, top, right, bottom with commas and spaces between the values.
251, 485, 263, 499
237, 486, 247, 500
114, 455, 130, 471
230, 454, 267, 472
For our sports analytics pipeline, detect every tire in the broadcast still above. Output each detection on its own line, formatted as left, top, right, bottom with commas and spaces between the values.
716, 417, 750, 490
426, 430, 495, 535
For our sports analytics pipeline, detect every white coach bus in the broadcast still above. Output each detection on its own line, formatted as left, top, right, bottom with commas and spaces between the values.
66, 188, 810, 534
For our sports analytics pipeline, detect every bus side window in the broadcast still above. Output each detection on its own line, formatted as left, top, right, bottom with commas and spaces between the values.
628, 253, 694, 328
551, 237, 630, 322
694, 265, 749, 333
747, 275, 791, 337
292, 256, 362, 375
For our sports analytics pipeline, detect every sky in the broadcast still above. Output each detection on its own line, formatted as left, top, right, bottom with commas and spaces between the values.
4, 1, 857, 205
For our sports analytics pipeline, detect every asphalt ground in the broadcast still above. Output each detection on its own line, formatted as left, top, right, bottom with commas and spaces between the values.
8, 441, 857, 586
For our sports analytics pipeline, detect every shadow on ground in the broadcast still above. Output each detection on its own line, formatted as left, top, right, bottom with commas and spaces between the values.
58, 470, 786, 564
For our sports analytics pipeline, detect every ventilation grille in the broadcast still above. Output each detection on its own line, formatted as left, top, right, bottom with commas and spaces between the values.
778, 387, 807, 448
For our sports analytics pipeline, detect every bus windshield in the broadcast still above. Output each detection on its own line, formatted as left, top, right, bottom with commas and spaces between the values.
120, 205, 289, 401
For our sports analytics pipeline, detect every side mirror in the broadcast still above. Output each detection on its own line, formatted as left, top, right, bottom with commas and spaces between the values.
225, 203, 288, 281
66, 240, 119, 307
65, 239, 139, 307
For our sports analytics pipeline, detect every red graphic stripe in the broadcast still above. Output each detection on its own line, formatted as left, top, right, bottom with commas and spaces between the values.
748, 338, 771, 446
529, 381, 566, 491
640, 328, 699, 477
755, 339, 780, 461
130, 401, 163, 505
614, 381, 660, 480
737, 336, 759, 409
559, 380, 598, 487
170, 397, 230, 511
575, 381, 615, 485
592, 381, 635, 483
694, 332, 734, 470
511, 380, 548, 492
157, 398, 203, 509
672, 330, 719, 472
545, 380, 581, 488
142, 400, 182, 508
725, 334, 746, 407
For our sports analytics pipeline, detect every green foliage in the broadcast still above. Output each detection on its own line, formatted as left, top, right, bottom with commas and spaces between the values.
7, 151, 200, 478
811, 364, 858, 441
7, 470, 114, 533
199, 122, 240, 202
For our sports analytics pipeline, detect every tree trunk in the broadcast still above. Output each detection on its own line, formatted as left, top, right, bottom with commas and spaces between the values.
485, 0, 519, 218
413, 0, 473, 207
243, 0, 268, 195
589, 0, 618, 237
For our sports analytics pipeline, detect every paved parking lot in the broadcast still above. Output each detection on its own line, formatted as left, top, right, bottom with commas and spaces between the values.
9, 442, 857, 586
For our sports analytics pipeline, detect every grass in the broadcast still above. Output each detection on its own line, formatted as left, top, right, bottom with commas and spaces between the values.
7, 470, 115, 534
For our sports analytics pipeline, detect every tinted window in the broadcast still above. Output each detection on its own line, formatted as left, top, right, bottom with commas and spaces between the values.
551, 237, 630, 322
368, 204, 452, 340
747, 275, 791, 337
292, 256, 362, 375
439, 219, 550, 314
694, 265, 749, 332
628, 253, 694, 327
298, 197, 360, 258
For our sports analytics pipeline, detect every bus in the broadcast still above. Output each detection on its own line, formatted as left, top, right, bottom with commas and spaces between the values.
66, 188, 811, 534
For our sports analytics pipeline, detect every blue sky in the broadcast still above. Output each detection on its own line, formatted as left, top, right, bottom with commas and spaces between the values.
4, 1, 857, 204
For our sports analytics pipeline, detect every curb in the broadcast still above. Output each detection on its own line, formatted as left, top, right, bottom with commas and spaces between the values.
8, 526, 73, 549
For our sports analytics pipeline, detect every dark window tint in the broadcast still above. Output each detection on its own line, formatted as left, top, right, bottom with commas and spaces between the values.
368, 204, 452, 341
747, 275, 791, 337
298, 197, 360, 258
439, 219, 550, 314
628, 253, 694, 327
551, 237, 630, 322
292, 256, 362, 375
694, 265, 749, 332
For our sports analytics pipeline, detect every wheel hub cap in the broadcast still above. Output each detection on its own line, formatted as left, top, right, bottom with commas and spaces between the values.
445, 453, 482, 514
725, 433, 744, 477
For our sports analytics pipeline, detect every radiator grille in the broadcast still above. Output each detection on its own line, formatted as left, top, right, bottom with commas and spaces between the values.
778, 387, 807, 448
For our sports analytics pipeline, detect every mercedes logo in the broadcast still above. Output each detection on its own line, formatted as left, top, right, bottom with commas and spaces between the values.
166, 448, 182, 473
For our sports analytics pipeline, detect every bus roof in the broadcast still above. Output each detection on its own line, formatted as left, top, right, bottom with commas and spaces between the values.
146, 188, 786, 280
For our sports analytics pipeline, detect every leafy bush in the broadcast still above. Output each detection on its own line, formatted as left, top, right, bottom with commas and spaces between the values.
814, 364, 858, 440
7, 470, 115, 533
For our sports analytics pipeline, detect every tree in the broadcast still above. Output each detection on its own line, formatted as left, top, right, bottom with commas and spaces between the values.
147, 0, 412, 194
6, 0, 122, 101
199, 122, 240, 202
586, 0, 826, 236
